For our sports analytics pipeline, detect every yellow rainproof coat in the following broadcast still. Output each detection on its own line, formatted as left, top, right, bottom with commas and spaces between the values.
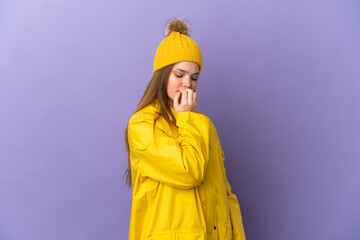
128, 99, 246, 240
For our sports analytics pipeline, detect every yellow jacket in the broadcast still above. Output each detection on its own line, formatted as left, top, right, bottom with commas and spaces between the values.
127, 99, 246, 240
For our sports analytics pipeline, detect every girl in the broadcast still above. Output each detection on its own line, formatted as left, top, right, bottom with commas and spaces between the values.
124, 17, 246, 240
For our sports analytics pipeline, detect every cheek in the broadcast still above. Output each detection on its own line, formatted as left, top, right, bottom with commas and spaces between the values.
167, 78, 176, 97
167, 77, 178, 91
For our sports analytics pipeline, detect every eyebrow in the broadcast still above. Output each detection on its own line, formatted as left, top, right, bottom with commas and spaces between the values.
174, 68, 200, 75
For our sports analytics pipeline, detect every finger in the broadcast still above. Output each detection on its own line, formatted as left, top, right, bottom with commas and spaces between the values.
184, 88, 193, 104
181, 89, 187, 105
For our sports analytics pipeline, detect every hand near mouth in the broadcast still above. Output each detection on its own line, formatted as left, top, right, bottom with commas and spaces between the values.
174, 89, 197, 115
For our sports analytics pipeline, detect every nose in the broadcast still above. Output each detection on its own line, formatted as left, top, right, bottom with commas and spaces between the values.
183, 76, 191, 88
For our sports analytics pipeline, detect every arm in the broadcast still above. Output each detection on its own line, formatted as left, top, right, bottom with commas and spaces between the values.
128, 111, 210, 189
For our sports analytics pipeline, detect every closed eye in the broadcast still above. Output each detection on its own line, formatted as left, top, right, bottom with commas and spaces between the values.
175, 74, 198, 81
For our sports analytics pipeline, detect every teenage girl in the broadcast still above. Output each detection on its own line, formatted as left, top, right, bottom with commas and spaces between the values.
124, 17, 246, 240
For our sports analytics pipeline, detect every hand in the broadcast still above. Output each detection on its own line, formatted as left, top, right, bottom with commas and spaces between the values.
174, 89, 198, 115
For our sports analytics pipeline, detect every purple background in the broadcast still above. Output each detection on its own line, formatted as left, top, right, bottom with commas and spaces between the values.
1, 0, 359, 239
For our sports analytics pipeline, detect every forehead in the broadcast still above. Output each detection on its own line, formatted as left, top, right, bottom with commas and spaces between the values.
174, 61, 200, 72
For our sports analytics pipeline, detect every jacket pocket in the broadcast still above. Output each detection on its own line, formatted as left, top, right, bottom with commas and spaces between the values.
212, 222, 232, 240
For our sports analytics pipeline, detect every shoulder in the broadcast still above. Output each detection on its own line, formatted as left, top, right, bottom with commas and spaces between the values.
129, 103, 158, 125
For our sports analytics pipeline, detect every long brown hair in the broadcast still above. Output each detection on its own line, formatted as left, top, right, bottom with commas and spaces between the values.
123, 63, 178, 188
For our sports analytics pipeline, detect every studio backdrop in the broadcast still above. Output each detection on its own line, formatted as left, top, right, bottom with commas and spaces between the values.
0, 0, 359, 239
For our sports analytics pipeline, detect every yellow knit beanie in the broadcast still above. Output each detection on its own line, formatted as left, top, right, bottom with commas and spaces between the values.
153, 17, 202, 74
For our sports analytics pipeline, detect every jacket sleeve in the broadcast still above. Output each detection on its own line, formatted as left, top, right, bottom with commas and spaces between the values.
128, 111, 210, 189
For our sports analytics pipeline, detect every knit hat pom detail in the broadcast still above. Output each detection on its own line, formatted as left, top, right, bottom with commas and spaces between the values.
165, 17, 190, 36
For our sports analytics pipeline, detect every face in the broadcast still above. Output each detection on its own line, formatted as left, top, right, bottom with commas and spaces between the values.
167, 61, 200, 106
